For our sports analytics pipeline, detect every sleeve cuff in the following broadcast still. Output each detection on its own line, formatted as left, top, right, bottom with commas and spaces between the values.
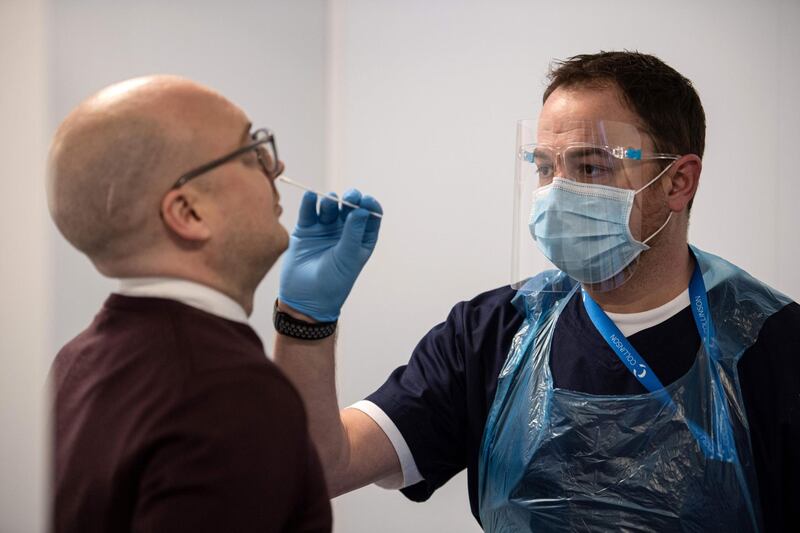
347, 400, 424, 490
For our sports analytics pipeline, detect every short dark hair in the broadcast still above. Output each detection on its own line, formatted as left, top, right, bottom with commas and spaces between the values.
543, 51, 706, 159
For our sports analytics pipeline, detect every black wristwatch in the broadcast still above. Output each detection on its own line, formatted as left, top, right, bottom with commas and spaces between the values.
273, 300, 337, 340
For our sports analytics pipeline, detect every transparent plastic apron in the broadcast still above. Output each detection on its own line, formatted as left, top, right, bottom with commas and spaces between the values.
478, 247, 792, 532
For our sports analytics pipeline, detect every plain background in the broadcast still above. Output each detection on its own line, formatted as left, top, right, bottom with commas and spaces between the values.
2, 1, 798, 531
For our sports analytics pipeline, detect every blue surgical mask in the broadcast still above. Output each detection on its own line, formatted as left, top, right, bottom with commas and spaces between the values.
529, 165, 673, 284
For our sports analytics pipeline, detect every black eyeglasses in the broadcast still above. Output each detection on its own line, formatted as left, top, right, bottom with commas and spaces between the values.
171, 128, 280, 189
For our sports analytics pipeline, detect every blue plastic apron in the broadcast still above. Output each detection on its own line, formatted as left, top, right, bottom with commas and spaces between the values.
478, 247, 792, 532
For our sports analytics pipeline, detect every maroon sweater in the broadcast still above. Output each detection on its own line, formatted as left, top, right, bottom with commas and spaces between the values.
51, 294, 331, 533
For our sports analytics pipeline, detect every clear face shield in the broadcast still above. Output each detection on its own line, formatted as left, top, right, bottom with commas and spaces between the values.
511, 119, 679, 291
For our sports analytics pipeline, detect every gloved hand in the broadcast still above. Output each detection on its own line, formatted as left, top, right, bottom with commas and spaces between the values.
278, 188, 382, 322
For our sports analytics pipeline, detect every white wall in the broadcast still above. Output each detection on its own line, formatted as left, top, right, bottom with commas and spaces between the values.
331, 1, 800, 532
0, 1, 49, 531
5, 0, 798, 530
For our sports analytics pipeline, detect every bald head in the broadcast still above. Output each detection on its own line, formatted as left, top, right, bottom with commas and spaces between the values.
47, 75, 236, 272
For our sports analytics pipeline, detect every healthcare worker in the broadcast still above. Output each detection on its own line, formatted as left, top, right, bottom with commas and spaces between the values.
274, 51, 800, 532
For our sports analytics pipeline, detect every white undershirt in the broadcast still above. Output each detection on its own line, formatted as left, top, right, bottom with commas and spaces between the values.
605, 288, 690, 337
116, 277, 249, 324
352, 287, 692, 490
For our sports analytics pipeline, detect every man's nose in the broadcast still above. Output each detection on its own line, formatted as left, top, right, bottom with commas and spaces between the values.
270, 160, 285, 181
553, 152, 568, 178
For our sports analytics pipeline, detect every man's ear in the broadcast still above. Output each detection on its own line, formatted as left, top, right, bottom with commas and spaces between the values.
664, 154, 702, 212
160, 188, 211, 242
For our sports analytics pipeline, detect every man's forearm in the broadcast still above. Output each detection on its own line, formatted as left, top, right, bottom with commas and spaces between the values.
272, 326, 349, 483
272, 305, 402, 497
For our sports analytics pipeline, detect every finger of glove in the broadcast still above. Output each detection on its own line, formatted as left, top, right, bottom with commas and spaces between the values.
340, 188, 363, 221
319, 193, 340, 225
335, 209, 370, 266
296, 191, 319, 228
359, 195, 383, 239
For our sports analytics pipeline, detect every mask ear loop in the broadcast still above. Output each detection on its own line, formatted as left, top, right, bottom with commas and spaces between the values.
636, 159, 677, 245
634, 159, 677, 195
642, 211, 673, 245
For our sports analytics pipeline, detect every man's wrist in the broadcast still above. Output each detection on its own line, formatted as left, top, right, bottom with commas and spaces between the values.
276, 299, 319, 323
273, 299, 338, 341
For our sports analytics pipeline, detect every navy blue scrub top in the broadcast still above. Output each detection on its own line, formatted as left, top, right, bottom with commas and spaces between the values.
366, 285, 800, 532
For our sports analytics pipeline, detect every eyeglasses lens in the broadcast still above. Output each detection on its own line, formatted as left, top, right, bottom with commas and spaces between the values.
252, 131, 277, 176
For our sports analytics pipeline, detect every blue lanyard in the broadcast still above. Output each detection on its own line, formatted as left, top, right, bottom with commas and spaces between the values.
581, 262, 713, 392
582, 261, 735, 460
581, 292, 667, 391
688, 264, 720, 361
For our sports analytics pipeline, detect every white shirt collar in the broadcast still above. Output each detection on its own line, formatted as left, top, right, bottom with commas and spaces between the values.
116, 277, 249, 324
605, 288, 690, 337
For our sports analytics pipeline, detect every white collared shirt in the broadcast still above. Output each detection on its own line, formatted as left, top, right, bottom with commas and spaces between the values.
116, 277, 249, 324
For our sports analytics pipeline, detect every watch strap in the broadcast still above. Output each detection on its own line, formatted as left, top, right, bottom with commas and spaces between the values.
273, 300, 337, 340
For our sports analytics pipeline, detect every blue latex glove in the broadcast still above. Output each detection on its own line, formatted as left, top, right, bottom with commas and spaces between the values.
278, 188, 382, 322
